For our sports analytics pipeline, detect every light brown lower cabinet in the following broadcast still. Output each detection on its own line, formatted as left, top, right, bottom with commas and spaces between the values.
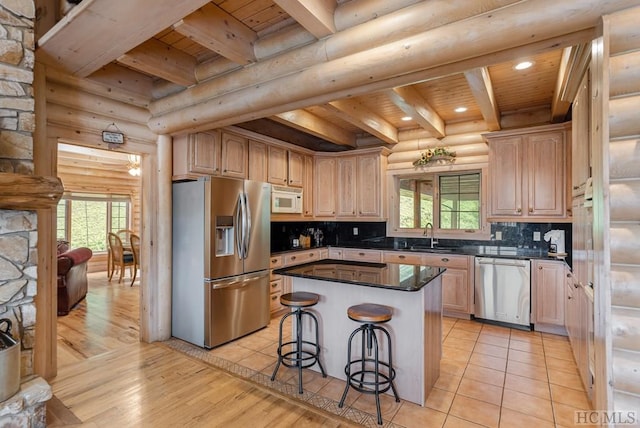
532, 259, 566, 333
383, 251, 474, 317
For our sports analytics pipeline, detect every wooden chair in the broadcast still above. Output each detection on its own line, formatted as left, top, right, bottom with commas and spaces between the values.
108, 229, 135, 279
107, 232, 135, 284
129, 233, 140, 287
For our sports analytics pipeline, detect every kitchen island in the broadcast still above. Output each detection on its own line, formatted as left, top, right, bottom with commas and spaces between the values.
273, 259, 444, 405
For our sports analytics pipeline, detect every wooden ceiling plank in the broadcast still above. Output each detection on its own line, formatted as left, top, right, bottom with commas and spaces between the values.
464, 67, 501, 131
173, 3, 257, 65
325, 99, 398, 145
386, 86, 445, 138
117, 39, 197, 87
36, 0, 212, 77
272, 109, 356, 147
274, 0, 337, 38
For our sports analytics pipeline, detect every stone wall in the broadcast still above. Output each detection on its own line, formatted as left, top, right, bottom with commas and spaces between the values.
0, 0, 37, 378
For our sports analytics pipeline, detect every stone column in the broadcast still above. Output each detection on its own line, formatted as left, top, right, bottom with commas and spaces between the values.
0, 1, 52, 426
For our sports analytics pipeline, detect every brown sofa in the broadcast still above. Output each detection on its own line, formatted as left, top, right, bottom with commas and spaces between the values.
57, 245, 93, 315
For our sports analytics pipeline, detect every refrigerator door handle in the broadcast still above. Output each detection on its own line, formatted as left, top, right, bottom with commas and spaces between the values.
235, 194, 244, 259
243, 192, 252, 259
208, 270, 269, 289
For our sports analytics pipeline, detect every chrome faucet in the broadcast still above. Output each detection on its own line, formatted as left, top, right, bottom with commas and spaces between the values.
423, 222, 439, 248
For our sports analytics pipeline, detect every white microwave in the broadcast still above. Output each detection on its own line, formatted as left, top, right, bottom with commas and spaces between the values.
271, 186, 303, 213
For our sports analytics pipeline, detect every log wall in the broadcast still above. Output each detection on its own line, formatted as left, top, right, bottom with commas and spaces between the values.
604, 5, 640, 415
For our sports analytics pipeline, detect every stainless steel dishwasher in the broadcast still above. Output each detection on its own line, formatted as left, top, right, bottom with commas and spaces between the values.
474, 257, 531, 329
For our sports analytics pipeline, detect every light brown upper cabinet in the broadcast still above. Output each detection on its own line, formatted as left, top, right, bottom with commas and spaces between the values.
572, 73, 591, 197
314, 156, 337, 217
315, 149, 389, 220
173, 130, 248, 180
220, 132, 248, 179
248, 140, 268, 182
485, 123, 570, 222
302, 155, 314, 217
267, 145, 304, 188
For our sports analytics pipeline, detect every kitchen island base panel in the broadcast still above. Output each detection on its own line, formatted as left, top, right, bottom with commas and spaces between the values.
289, 276, 442, 406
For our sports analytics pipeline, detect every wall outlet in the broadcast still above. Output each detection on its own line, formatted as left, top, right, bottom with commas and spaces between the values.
533, 231, 541, 241
353, 227, 358, 236
495, 231, 502, 240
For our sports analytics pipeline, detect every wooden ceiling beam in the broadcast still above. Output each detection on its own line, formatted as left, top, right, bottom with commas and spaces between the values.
272, 109, 356, 147
464, 67, 501, 131
173, 3, 257, 65
551, 43, 591, 122
324, 99, 398, 145
36, 0, 212, 76
386, 86, 445, 138
274, 0, 337, 39
118, 39, 197, 87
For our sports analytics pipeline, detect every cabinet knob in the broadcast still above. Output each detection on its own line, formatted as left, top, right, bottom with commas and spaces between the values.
271, 258, 277, 263
223, 169, 227, 172
399, 255, 406, 259
310, 253, 314, 256
568, 296, 572, 300
574, 282, 580, 288
539, 266, 543, 270
529, 208, 533, 213
441, 258, 449, 262
517, 208, 522, 213
566, 273, 571, 278
291, 256, 296, 260
573, 185, 579, 190
271, 295, 278, 301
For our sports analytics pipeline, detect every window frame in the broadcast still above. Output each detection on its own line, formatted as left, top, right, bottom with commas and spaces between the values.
386, 166, 490, 240
56, 192, 133, 253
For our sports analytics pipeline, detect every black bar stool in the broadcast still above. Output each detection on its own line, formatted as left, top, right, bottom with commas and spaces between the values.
338, 303, 400, 425
270, 292, 326, 394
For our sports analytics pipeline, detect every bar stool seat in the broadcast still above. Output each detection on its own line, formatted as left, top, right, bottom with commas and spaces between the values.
339, 303, 399, 425
271, 292, 326, 394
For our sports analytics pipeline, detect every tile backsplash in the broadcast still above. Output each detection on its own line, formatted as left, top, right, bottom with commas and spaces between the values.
271, 221, 572, 263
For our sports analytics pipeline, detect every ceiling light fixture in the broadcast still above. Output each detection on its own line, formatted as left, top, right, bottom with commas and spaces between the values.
514, 61, 534, 70
454, 107, 467, 113
127, 154, 141, 177
401, 116, 413, 121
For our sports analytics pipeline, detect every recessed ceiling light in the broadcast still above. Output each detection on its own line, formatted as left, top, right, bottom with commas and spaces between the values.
454, 107, 467, 113
401, 116, 412, 121
514, 61, 534, 70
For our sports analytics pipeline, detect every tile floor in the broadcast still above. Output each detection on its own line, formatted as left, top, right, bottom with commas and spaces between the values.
170, 316, 593, 427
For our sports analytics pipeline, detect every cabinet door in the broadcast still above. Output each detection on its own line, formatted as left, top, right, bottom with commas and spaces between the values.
302, 155, 314, 217
442, 268, 469, 314
526, 131, 566, 217
572, 73, 590, 197
189, 131, 221, 175
314, 157, 336, 217
287, 151, 304, 187
337, 156, 357, 217
534, 260, 565, 326
357, 153, 382, 217
488, 136, 523, 217
221, 133, 248, 179
248, 140, 268, 182
267, 145, 288, 185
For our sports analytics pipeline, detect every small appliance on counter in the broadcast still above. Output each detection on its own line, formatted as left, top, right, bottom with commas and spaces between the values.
544, 230, 566, 257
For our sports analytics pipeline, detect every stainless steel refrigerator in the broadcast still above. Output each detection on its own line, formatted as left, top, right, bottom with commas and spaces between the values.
172, 177, 271, 348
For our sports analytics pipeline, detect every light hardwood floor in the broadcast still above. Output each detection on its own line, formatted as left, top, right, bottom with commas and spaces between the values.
51, 272, 592, 427
50, 272, 356, 427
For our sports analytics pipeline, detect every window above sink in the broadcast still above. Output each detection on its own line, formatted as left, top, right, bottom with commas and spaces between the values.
387, 167, 490, 241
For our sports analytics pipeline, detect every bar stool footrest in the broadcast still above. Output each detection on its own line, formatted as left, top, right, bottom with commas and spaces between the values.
279, 340, 323, 369
344, 359, 397, 395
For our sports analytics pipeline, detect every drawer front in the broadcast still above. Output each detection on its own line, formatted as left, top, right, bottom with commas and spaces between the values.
342, 249, 382, 262
382, 251, 424, 265
421, 254, 468, 269
269, 278, 283, 294
269, 291, 282, 312
284, 249, 321, 266
328, 248, 344, 259
270, 256, 283, 269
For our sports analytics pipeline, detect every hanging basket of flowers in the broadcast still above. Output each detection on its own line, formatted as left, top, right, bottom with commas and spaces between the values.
413, 147, 456, 166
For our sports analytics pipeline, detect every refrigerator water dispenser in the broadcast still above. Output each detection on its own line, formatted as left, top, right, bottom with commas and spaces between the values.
215, 216, 235, 257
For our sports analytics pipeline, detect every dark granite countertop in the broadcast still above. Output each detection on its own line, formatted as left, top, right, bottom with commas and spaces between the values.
273, 259, 445, 292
